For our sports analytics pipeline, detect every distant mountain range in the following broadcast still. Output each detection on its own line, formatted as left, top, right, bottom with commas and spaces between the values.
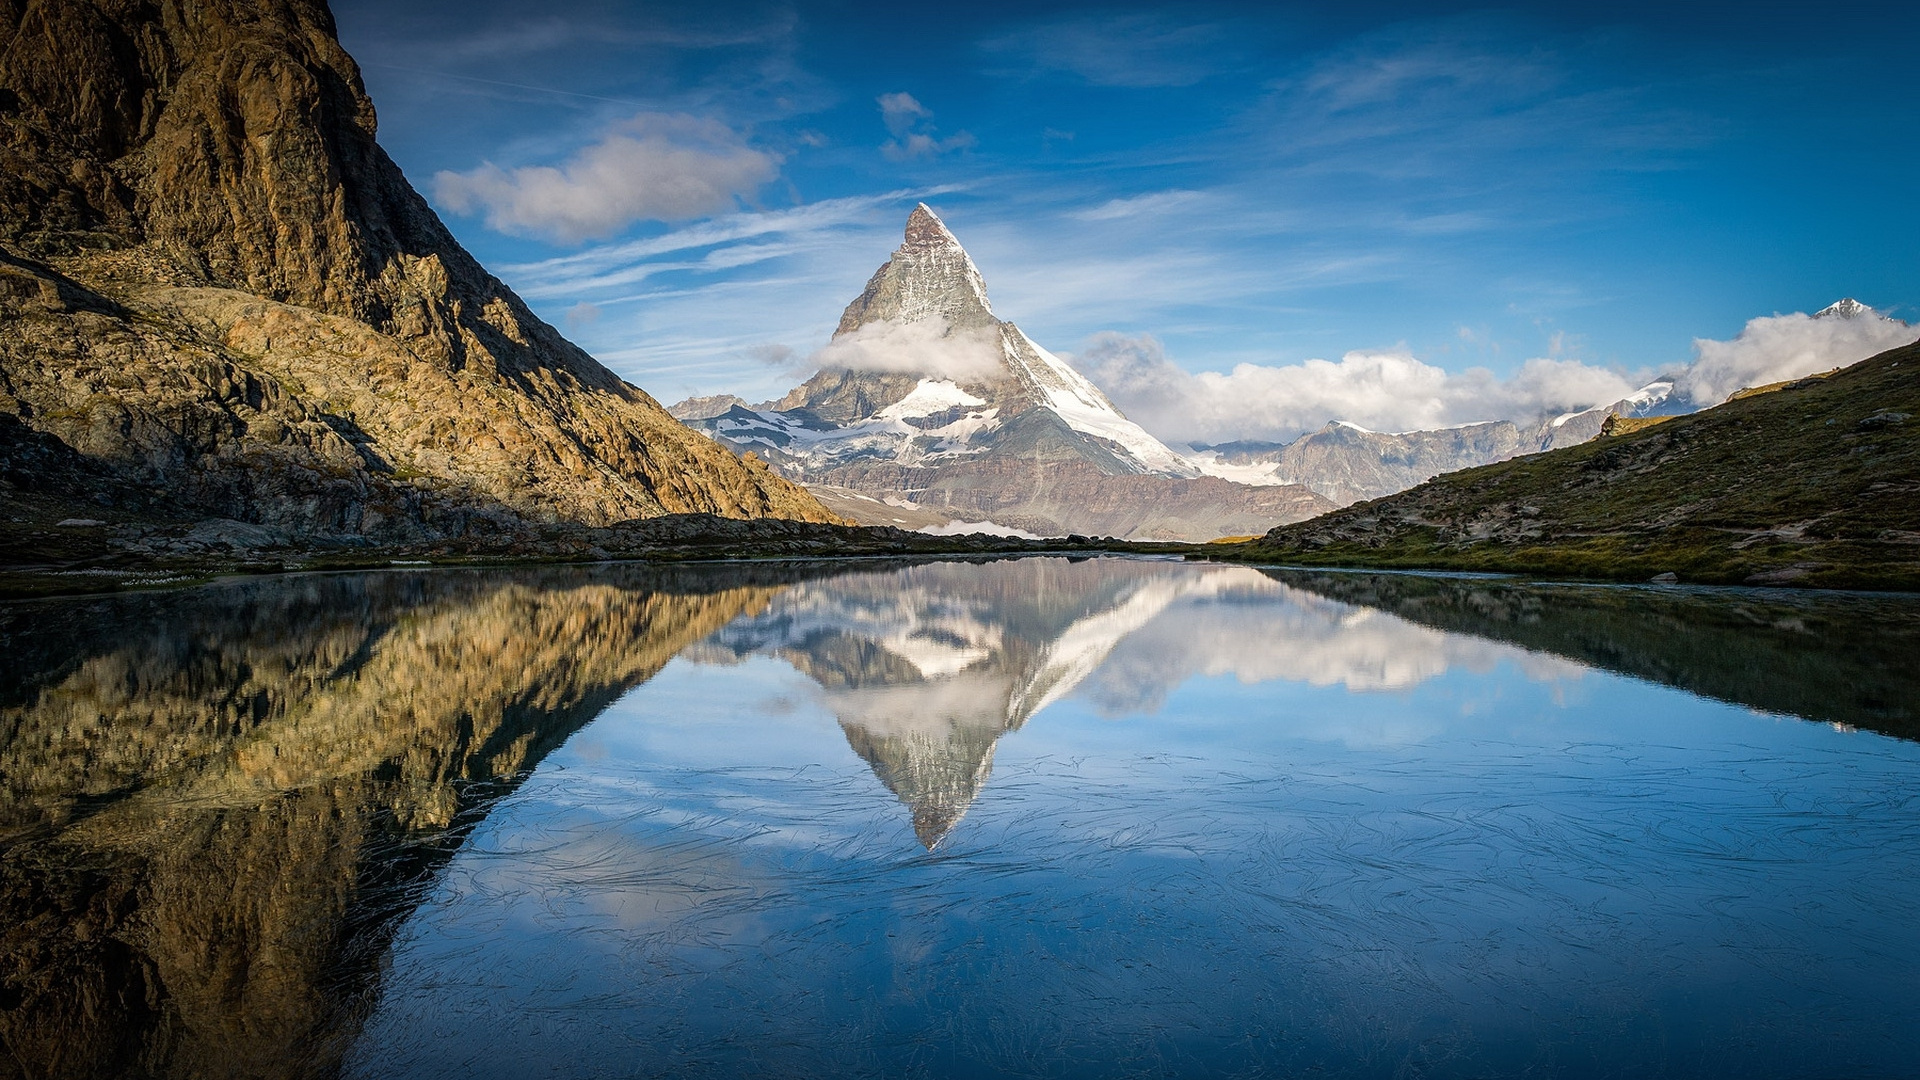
1230, 338, 1920, 589
1186, 379, 1677, 506
674, 206, 1332, 541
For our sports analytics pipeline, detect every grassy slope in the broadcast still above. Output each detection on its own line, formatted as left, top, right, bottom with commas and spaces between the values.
1226, 340, 1920, 589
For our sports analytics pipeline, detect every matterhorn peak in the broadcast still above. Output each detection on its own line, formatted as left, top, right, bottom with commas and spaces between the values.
1815, 298, 1873, 319
904, 202, 961, 248
836, 204, 995, 334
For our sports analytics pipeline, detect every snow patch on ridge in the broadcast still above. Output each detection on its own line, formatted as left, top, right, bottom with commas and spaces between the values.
1002, 327, 1199, 477
878, 379, 986, 419
1186, 450, 1287, 486
1551, 379, 1673, 428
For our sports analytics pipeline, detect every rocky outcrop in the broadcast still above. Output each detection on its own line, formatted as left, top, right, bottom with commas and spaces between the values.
0, 0, 838, 545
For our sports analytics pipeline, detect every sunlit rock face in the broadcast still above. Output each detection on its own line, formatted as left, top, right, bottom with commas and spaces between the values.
678, 207, 1334, 540
0, 0, 835, 538
0, 567, 785, 1079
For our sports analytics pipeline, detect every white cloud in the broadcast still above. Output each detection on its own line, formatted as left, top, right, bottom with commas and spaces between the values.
1070, 333, 1645, 444
1677, 305, 1916, 405
877, 92, 975, 160
564, 301, 601, 331
503, 188, 960, 298
811, 317, 1007, 382
433, 113, 779, 243
878, 92, 930, 137
1071, 190, 1209, 221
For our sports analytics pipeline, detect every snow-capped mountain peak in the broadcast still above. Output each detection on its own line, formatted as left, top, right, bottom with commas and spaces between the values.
837, 203, 996, 334
672, 206, 1337, 539
1814, 298, 1873, 319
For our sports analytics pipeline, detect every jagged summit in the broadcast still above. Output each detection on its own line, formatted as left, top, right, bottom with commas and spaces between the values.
836, 203, 995, 333
1816, 298, 1872, 319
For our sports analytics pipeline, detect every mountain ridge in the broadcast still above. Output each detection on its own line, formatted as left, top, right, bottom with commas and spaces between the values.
0, 0, 838, 551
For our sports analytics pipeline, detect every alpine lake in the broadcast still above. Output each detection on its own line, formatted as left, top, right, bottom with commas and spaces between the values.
3, 555, 1918, 1080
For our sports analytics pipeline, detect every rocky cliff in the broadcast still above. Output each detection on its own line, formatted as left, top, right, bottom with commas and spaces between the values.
0, 0, 836, 548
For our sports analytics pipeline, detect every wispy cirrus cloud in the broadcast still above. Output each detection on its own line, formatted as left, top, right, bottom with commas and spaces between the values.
503, 187, 962, 299
981, 13, 1244, 88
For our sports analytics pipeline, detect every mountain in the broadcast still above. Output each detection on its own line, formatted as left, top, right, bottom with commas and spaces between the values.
1225, 339, 1920, 589
1187, 380, 1678, 506
1816, 298, 1872, 319
0, 0, 835, 551
696, 558, 1259, 847
677, 205, 1332, 540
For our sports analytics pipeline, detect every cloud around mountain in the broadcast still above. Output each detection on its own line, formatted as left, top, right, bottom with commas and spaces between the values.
1677, 307, 1918, 406
1069, 334, 1645, 444
810, 317, 1007, 382
1070, 304, 1917, 445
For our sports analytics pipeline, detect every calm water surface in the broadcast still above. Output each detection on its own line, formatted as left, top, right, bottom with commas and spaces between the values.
3, 557, 1917, 1079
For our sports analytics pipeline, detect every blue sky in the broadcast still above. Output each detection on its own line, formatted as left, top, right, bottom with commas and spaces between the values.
333, 1, 1918, 441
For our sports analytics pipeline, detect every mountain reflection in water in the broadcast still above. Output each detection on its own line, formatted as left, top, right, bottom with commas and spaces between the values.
0, 565, 792, 1079
2, 557, 1917, 1079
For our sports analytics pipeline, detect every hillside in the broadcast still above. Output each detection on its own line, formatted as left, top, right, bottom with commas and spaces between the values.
0, 0, 837, 558
1227, 340, 1920, 589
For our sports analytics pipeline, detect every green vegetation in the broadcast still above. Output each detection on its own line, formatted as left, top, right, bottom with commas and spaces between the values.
1218, 341, 1920, 590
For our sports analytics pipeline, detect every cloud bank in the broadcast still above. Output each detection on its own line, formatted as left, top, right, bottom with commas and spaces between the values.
1070, 303, 1915, 445
811, 317, 1007, 382
433, 114, 778, 243
1677, 306, 1916, 405
1070, 334, 1645, 444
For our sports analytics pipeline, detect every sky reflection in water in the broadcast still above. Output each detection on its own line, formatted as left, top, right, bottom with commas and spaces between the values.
333, 558, 1920, 1080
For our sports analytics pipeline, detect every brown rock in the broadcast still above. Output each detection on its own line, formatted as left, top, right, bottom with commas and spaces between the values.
0, 0, 840, 543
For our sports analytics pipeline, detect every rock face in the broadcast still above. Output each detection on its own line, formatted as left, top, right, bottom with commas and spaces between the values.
677, 205, 1332, 540
0, 0, 836, 542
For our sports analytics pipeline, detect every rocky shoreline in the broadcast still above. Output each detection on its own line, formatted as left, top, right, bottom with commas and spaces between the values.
0, 510, 1199, 598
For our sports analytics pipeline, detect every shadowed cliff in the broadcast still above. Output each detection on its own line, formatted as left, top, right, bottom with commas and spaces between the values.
0, 0, 836, 545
